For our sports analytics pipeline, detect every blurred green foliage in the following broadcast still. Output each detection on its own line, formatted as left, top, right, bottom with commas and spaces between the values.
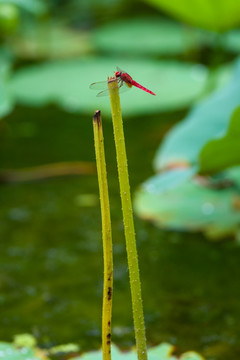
0, 49, 13, 117
0, 0, 240, 235
222, 29, 240, 53
0, 342, 41, 360
1, 0, 240, 356
199, 107, 240, 174
143, 0, 240, 31
0, 3, 19, 34
8, 21, 91, 59
0, 0, 46, 15
135, 58, 240, 238
0, 0, 46, 36
153, 59, 240, 171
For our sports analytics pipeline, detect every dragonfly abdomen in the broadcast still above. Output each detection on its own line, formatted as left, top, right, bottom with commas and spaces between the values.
131, 80, 156, 96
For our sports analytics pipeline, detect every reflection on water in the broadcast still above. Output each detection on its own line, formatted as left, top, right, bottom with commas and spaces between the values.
0, 106, 240, 359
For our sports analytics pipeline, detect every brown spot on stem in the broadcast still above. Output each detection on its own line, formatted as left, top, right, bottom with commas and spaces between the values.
108, 321, 111, 326
108, 271, 112, 281
107, 287, 112, 300
107, 333, 111, 339
107, 340, 111, 345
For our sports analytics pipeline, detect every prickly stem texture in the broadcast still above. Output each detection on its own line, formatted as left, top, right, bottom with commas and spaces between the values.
108, 79, 148, 360
93, 110, 113, 360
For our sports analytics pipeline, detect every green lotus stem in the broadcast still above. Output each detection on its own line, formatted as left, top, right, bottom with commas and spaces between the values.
93, 110, 113, 360
108, 78, 148, 360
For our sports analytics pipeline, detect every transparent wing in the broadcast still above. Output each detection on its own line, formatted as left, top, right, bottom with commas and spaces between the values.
96, 89, 110, 97
96, 80, 130, 97
116, 66, 127, 74
119, 81, 131, 94
90, 77, 121, 90
96, 80, 118, 97
89, 81, 107, 90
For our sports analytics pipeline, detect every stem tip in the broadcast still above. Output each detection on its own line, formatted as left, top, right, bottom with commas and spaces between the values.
93, 110, 101, 126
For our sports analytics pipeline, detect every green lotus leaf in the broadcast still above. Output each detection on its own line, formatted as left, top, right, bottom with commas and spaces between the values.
221, 29, 240, 53
13, 334, 36, 348
153, 59, 239, 172
142, 0, 240, 31
92, 17, 204, 56
50, 343, 80, 354
0, 342, 42, 360
73, 343, 204, 360
138, 168, 196, 195
134, 167, 240, 239
9, 57, 208, 117
180, 353, 205, 360
0, 341, 205, 360
199, 107, 240, 173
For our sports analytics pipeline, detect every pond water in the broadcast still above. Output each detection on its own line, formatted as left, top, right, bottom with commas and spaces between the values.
0, 106, 240, 360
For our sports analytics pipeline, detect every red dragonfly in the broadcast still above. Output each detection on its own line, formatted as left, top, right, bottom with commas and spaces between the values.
90, 67, 156, 97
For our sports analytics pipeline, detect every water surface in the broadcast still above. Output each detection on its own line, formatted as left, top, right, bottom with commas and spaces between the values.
0, 106, 240, 360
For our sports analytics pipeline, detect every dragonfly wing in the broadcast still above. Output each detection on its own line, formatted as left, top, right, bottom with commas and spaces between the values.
89, 81, 107, 90
116, 66, 127, 74
91, 78, 127, 97
97, 81, 130, 97
90, 78, 120, 89
96, 89, 110, 97
118, 81, 131, 94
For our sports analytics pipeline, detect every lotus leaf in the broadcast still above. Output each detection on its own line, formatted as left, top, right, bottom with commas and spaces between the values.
153, 59, 240, 171
10, 57, 208, 117
199, 107, 240, 173
134, 167, 240, 239
142, 0, 240, 31
92, 18, 204, 56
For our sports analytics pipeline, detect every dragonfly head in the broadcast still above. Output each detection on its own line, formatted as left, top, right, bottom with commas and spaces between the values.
115, 71, 121, 78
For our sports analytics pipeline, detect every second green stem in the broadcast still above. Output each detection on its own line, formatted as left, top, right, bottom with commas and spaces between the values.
108, 79, 147, 360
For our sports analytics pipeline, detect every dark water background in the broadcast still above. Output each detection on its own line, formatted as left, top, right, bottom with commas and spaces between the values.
0, 106, 240, 360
